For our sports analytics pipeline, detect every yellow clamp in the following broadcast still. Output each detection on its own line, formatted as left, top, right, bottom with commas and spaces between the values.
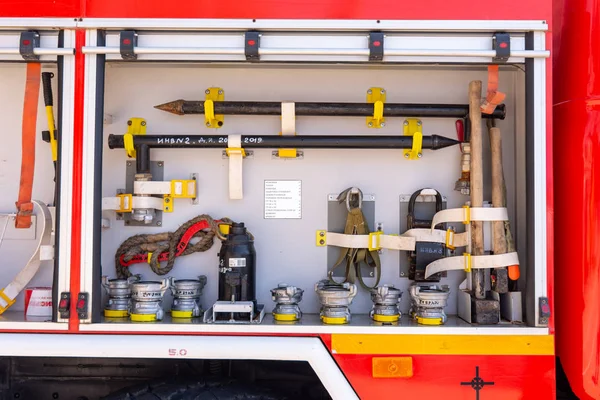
278, 148, 298, 158
462, 205, 471, 224
463, 253, 472, 273
445, 228, 456, 250
366, 87, 386, 128
368, 231, 383, 251
170, 180, 197, 199
0, 289, 16, 315
417, 317, 443, 326
225, 147, 246, 157
204, 87, 224, 128
117, 194, 133, 213
163, 195, 173, 213
403, 118, 423, 160
124, 118, 147, 158
147, 252, 153, 264
316, 230, 327, 247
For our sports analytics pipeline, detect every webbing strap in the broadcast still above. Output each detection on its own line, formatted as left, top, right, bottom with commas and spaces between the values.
431, 206, 509, 229
15, 63, 42, 229
0, 201, 53, 314
328, 208, 381, 290
481, 65, 506, 114
227, 135, 244, 200
424, 251, 520, 279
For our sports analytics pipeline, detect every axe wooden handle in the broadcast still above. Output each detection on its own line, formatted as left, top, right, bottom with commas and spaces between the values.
469, 80, 485, 299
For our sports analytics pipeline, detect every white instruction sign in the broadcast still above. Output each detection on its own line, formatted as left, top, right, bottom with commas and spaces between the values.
264, 180, 302, 219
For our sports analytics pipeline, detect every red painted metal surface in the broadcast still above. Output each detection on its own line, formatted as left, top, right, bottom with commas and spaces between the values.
553, 0, 600, 399
334, 354, 555, 399
0, 0, 551, 20
68, 30, 85, 333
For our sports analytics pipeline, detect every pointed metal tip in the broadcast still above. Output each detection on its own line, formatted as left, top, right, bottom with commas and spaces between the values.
154, 99, 185, 116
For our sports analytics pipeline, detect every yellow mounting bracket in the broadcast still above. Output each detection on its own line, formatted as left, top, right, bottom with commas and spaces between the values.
124, 118, 147, 158
463, 253, 472, 273
204, 87, 224, 129
403, 118, 423, 160
366, 87, 386, 128
116, 193, 133, 213
170, 179, 197, 199
316, 230, 327, 246
163, 195, 173, 213
0, 289, 16, 315
368, 231, 383, 251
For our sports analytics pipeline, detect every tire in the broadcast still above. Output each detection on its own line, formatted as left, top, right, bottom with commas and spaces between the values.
101, 378, 289, 400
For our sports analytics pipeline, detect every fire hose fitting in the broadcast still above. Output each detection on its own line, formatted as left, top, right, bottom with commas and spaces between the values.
169, 276, 207, 319
409, 283, 450, 325
130, 279, 169, 322
315, 280, 357, 325
101, 275, 140, 318
370, 284, 402, 323
270, 283, 304, 322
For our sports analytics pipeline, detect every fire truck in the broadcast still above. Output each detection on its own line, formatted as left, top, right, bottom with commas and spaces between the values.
0, 0, 590, 398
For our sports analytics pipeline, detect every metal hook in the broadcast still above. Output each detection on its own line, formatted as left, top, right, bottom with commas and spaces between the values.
337, 187, 363, 212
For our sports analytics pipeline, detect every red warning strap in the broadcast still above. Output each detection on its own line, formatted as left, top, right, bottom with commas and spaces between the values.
15, 63, 42, 229
119, 219, 216, 267
481, 65, 506, 115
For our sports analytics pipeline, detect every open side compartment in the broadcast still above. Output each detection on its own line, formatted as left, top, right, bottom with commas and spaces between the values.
79, 23, 549, 334
0, 26, 76, 330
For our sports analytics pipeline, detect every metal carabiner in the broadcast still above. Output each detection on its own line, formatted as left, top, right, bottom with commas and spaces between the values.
337, 187, 363, 212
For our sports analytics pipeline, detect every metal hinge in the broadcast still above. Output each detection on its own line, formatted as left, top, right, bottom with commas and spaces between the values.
57, 292, 70, 319
76, 292, 89, 320
493, 32, 511, 62
538, 297, 550, 325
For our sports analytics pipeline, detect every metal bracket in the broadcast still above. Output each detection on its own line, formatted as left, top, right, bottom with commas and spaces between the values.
76, 292, 89, 320
205, 87, 224, 128
272, 150, 304, 159
493, 32, 511, 62
368, 32, 384, 61
57, 292, 70, 319
538, 297, 550, 325
119, 30, 138, 60
123, 160, 164, 227
124, 117, 146, 158
244, 31, 261, 61
403, 118, 423, 160
19, 31, 40, 61
366, 87, 386, 128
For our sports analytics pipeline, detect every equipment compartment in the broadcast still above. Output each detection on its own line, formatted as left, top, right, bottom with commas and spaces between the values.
80, 26, 549, 333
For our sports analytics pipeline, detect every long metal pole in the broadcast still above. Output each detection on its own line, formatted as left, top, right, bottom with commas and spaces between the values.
109, 134, 459, 150
155, 100, 506, 119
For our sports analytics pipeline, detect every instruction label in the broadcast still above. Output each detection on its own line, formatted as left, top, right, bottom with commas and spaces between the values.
264, 180, 302, 219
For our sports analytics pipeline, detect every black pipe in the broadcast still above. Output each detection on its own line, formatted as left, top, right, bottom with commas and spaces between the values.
109, 134, 459, 150
155, 100, 506, 120
135, 144, 151, 174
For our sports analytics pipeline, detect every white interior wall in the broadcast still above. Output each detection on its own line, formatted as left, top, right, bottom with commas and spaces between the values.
0, 63, 58, 312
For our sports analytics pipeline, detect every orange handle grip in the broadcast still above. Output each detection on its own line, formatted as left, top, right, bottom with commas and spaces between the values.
508, 264, 520, 281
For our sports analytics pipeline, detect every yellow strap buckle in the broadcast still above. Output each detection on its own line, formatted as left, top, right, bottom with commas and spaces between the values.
403, 118, 423, 160
204, 87, 224, 128
226, 147, 246, 157
464, 253, 472, 272
366, 87, 386, 128
124, 118, 147, 158
147, 252, 153, 263
445, 228, 456, 250
463, 205, 471, 224
117, 194, 133, 213
368, 231, 383, 251
0, 289, 16, 315
170, 180, 197, 199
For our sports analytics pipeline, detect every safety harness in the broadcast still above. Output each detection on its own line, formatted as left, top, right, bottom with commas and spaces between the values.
328, 188, 381, 290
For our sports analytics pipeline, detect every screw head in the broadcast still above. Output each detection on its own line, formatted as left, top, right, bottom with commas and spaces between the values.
367, 89, 372, 95
218, 90, 223, 95
165, 198, 170, 203
127, 120, 132, 126
417, 121, 422, 126
368, 122, 373, 127
380, 89, 385, 94
319, 239, 325, 245
157, 221, 162, 226
404, 153, 410, 159
417, 153, 422, 158
206, 122, 211, 127
205, 89, 210, 94
380, 122, 386, 127
126, 161, 132, 166
141, 121, 146, 126
403, 120, 409, 126
319, 232, 325, 237
157, 162, 163, 167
